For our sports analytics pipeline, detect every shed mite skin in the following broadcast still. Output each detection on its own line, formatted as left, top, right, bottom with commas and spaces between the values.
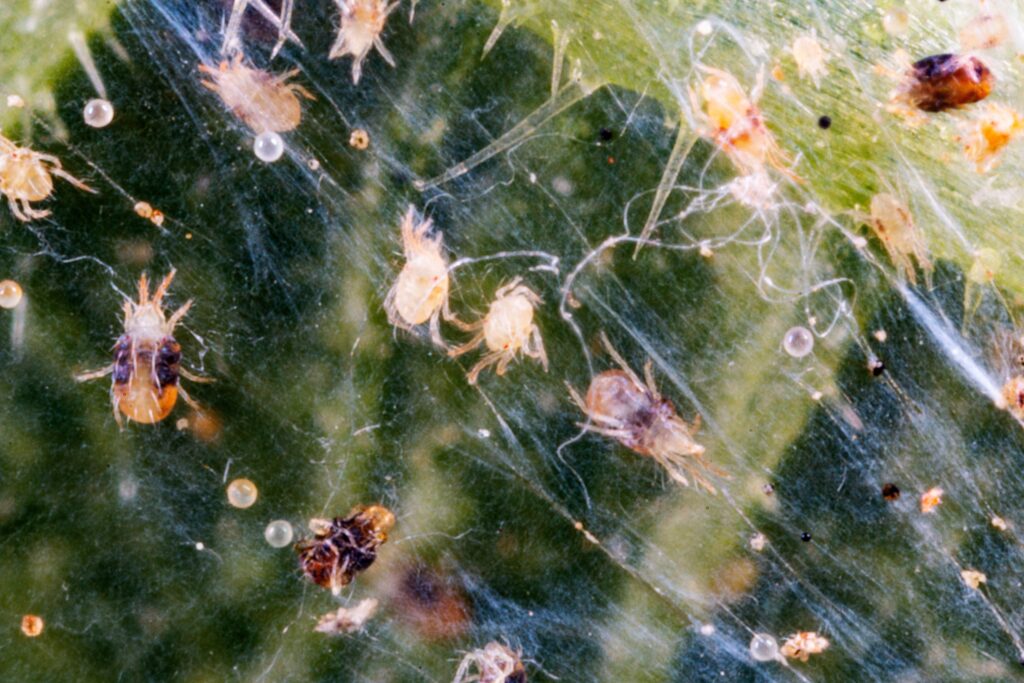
0, 134, 95, 222
199, 53, 315, 134
859, 193, 932, 287
956, 102, 1024, 174
296, 504, 395, 595
689, 65, 802, 184
329, 0, 399, 85
780, 631, 829, 662
452, 642, 527, 683
567, 333, 726, 493
75, 270, 210, 428
384, 205, 459, 347
448, 277, 548, 385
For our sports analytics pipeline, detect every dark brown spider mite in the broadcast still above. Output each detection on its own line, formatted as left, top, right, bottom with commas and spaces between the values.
295, 505, 395, 594
907, 53, 993, 112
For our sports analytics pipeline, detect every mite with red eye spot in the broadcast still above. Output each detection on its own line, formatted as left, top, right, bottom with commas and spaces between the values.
568, 333, 726, 493
76, 270, 209, 427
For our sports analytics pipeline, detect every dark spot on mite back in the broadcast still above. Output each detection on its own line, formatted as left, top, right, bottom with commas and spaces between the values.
908, 53, 993, 112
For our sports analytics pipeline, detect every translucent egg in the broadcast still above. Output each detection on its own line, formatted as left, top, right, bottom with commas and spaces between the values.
882, 7, 909, 35
264, 519, 294, 548
783, 326, 814, 358
253, 131, 284, 162
83, 98, 114, 128
0, 280, 22, 309
749, 633, 779, 662
226, 478, 258, 508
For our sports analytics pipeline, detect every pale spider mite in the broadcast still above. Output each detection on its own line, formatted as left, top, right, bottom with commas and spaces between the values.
957, 102, 1024, 174
0, 133, 95, 222
689, 66, 802, 183
384, 205, 457, 347
448, 277, 548, 385
452, 642, 527, 683
296, 504, 395, 595
329, 0, 399, 84
76, 270, 209, 427
199, 53, 315, 134
567, 333, 726, 493
860, 192, 932, 287
780, 631, 829, 662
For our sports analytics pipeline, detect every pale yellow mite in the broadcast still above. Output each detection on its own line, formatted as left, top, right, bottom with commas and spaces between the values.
199, 53, 315, 133
957, 102, 1024, 174
329, 0, 399, 84
452, 642, 526, 683
384, 206, 454, 347
780, 631, 829, 662
0, 134, 95, 222
863, 193, 932, 286
449, 277, 548, 385
790, 34, 829, 87
690, 66, 801, 183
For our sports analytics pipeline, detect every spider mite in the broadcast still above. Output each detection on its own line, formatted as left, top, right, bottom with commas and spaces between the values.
689, 65, 801, 183
862, 192, 932, 287
384, 205, 457, 347
957, 102, 1024, 173
448, 277, 548, 385
296, 504, 395, 595
0, 133, 95, 222
900, 53, 994, 113
452, 642, 527, 683
329, 0, 399, 84
567, 333, 726, 493
780, 631, 829, 662
76, 270, 209, 427
199, 53, 315, 133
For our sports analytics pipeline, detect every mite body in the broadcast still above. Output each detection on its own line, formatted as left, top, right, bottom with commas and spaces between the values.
384, 206, 456, 347
452, 642, 527, 683
902, 53, 993, 113
76, 271, 206, 427
864, 193, 932, 286
296, 505, 395, 595
690, 66, 800, 182
568, 334, 725, 492
330, 0, 399, 84
0, 134, 94, 222
448, 277, 548, 384
199, 54, 315, 133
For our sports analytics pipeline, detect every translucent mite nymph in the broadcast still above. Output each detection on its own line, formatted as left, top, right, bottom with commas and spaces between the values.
384, 206, 455, 347
329, 0, 399, 84
76, 271, 208, 427
452, 642, 527, 683
296, 504, 395, 595
199, 54, 315, 133
957, 102, 1024, 173
568, 333, 725, 493
690, 66, 800, 182
448, 277, 548, 384
0, 133, 95, 222
862, 193, 932, 286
